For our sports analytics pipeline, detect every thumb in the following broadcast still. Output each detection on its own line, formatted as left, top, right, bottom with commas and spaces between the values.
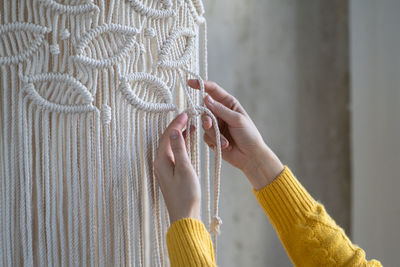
169, 129, 191, 169
204, 95, 242, 126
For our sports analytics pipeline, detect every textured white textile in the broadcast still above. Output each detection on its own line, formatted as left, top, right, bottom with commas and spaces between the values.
0, 0, 222, 266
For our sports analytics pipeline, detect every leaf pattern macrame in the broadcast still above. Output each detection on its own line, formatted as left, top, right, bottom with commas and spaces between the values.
0, 0, 221, 266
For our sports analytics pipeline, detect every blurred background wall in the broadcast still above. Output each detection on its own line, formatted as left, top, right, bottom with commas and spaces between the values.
351, 0, 400, 266
204, 0, 350, 266
203, 0, 399, 266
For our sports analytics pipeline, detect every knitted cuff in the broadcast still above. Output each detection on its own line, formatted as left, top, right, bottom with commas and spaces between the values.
253, 166, 317, 234
166, 218, 215, 267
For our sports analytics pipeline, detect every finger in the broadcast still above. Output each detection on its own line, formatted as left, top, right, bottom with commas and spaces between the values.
159, 113, 188, 146
188, 80, 246, 113
203, 126, 229, 149
169, 129, 191, 169
204, 95, 242, 126
182, 125, 196, 139
202, 114, 228, 149
156, 113, 188, 170
203, 133, 216, 150
201, 114, 212, 130
203, 131, 229, 149
188, 80, 230, 104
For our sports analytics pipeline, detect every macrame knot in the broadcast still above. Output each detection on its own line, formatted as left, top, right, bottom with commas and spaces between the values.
50, 43, 60, 54
139, 43, 146, 54
60, 28, 70, 40
101, 104, 112, 125
186, 106, 202, 117
210, 215, 222, 235
161, 0, 172, 8
144, 27, 156, 38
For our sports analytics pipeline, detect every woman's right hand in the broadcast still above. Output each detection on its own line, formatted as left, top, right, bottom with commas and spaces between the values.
188, 80, 284, 190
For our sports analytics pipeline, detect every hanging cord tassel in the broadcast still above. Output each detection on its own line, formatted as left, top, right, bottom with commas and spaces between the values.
180, 67, 223, 240
201, 20, 212, 236
200, 20, 223, 253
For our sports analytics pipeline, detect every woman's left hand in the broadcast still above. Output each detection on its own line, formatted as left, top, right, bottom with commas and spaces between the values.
154, 112, 201, 224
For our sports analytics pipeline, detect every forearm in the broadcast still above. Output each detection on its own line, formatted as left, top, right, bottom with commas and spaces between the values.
253, 166, 382, 267
166, 218, 216, 267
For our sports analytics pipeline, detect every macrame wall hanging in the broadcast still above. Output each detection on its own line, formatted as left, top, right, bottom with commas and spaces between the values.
0, 0, 223, 266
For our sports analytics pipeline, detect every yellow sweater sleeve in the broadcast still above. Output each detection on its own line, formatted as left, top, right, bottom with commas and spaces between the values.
166, 218, 216, 267
253, 166, 383, 267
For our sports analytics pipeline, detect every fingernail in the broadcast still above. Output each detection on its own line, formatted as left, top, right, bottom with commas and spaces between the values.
202, 117, 209, 127
206, 95, 214, 104
221, 139, 227, 147
170, 130, 179, 140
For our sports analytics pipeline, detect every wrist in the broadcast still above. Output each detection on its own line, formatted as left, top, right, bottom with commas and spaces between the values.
242, 143, 284, 190
168, 203, 201, 224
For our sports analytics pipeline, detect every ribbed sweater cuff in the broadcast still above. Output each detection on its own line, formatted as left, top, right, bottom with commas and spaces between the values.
253, 165, 317, 234
166, 218, 215, 267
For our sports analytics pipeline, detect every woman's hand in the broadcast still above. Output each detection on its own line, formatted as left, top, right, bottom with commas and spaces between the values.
154, 113, 201, 224
188, 80, 284, 190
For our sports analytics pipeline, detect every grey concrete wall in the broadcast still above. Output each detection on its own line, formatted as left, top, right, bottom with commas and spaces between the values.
204, 0, 350, 266
350, 1, 400, 266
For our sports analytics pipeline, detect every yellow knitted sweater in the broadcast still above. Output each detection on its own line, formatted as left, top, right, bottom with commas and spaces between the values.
166, 166, 383, 266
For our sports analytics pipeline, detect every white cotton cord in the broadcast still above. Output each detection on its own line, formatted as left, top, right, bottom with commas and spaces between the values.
205, 140, 211, 229
145, 112, 160, 266
135, 111, 145, 267
202, 21, 208, 81
50, 12, 60, 55
95, 109, 105, 267
181, 105, 222, 233
86, 112, 96, 267
50, 112, 60, 266
179, 68, 213, 232
65, 114, 73, 267
181, 62, 223, 257
201, 19, 223, 254
154, 114, 165, 266
60, 28, 70, 40
71, 115, 81, 267
101, 104, 112, 125
17, 99, 27, 265
102, 105, 112, 266
186, 115, 192, 157
22, 97, 33, 266
33, 108, 46, 266
17, 89, 28, 264
132, 111, 142, 267
159, 114, 170, 267
42, 111, 53, 267
38, 0, 100, 15
9, 64, 18, 265
125, 105, 136, 267
1, 64, 11, 267
111, 75, 121, 267
78, 114, 88, 266
58, 113, 67, 267
141, 112, 151, 266
118, 96, 127, 267
146, 109, 162, 266
178, 69, 195, 108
